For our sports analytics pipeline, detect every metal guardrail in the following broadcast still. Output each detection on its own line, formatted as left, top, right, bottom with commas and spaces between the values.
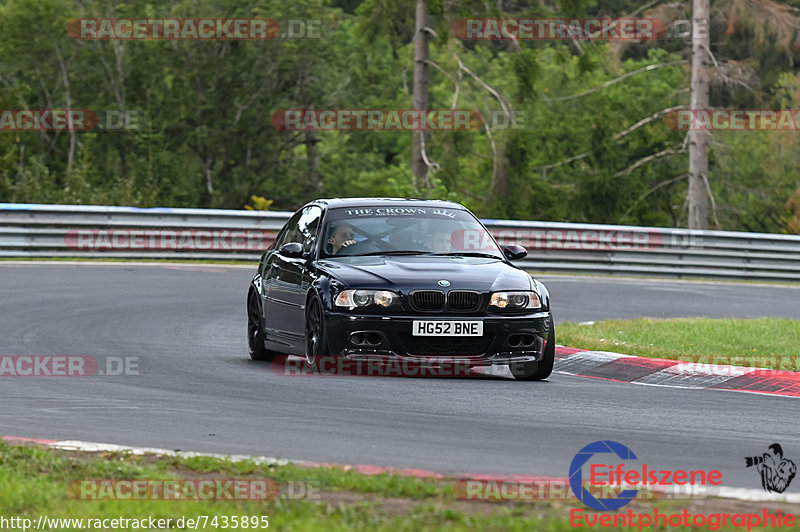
1, 203, 799, 282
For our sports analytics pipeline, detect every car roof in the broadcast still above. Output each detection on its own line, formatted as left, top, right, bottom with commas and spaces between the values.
306, 198, 466, 210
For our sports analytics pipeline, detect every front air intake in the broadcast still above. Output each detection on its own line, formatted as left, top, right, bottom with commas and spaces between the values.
447, 291, 483, 312
410, 290, 445, 311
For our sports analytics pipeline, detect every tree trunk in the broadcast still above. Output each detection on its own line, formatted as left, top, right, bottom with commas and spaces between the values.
55, 43, 75, 179
204, 156, 214, 194
15, 144, 24, 189
305, 129, 321, 193
688, 0, 710, 229
411, 0, 430, 188
101, 41, 129, 180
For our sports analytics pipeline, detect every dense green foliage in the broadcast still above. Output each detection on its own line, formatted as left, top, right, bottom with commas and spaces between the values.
1, 0, 800, 232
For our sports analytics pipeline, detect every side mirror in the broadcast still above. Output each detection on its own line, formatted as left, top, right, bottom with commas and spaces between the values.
502, 245, 527, 261
278, 242, 304, 258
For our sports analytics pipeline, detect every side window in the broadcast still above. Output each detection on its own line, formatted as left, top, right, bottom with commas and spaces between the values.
274, 211, 304, 249
297, 206, 322, 252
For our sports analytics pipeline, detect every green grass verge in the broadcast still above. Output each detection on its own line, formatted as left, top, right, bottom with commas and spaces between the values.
2, 440, 793, 531
557, 317, 800, 370
0, 441, 570, 531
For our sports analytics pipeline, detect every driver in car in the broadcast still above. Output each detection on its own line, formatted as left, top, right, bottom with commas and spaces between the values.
430, 230, 452, 253
328, 222, 356, 255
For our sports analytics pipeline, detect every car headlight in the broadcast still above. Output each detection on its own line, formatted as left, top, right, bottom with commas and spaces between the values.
489, 291, 541, 310
335, 290, 398, 309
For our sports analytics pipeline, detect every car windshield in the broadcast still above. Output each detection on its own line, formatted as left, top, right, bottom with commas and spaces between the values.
320, 205, 504, 259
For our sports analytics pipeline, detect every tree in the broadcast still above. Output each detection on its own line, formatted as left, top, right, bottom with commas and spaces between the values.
687, 0, 711, 229
411, 0, 430, 188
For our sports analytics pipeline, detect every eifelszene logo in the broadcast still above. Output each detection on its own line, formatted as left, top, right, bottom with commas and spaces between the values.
569, 440, 722, 511
570, 441, 640, 511
745, 443, 797, 494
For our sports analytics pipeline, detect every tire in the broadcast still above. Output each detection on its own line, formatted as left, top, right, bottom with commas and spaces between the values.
248, 290, 275, 361
305, 296, 330, 366
509, 316, 555, 381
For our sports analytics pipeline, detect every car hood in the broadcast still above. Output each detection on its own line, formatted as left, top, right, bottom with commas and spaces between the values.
316, 256, 533, 293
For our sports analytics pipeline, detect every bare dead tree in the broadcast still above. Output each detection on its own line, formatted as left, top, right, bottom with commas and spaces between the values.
411, 0, 431, 189
688, 0, 710, 229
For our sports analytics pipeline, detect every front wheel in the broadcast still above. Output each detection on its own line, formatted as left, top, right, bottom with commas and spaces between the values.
305, 297, 330, 366
509, 316, 555, 381
248, 290, 276, 361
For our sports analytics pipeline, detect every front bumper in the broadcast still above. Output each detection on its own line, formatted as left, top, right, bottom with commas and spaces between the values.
322, 310, 551, 366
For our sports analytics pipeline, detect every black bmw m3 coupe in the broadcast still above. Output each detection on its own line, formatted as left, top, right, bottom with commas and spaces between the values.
247, 198, 554, 380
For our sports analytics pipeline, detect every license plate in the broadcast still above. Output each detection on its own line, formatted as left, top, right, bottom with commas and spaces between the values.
412, 321, 483, 337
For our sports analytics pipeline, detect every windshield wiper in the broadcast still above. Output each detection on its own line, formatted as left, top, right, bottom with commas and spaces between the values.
431, 252, 502, 259
355, 250, 433, 257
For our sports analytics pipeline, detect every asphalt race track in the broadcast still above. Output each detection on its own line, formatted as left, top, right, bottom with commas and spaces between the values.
1, 263, 799, 487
